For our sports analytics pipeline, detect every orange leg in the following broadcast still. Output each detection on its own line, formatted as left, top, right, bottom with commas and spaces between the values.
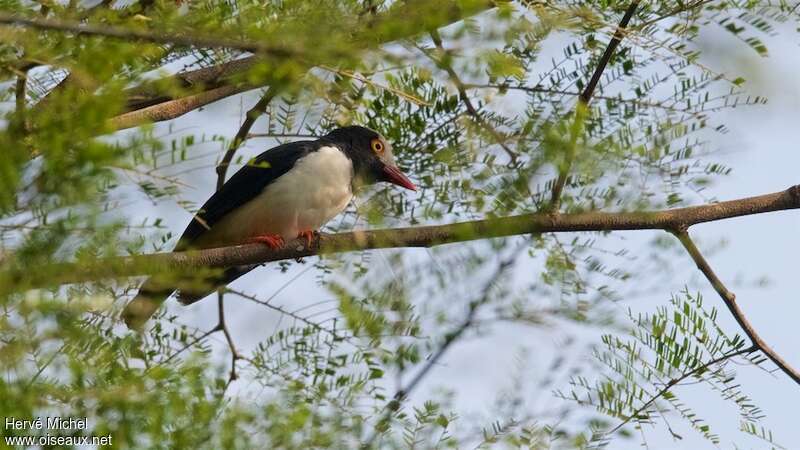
247, 234, 285, 249
297, 230, 317, 247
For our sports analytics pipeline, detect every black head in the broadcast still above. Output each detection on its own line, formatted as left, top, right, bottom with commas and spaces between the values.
322, 126, 416, 191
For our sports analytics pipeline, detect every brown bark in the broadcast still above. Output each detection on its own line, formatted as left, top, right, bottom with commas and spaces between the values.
8, 184, 797, 286
109, 83, 255, 131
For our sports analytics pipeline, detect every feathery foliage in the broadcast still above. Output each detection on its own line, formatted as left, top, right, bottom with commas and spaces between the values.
0, 0, 797, 448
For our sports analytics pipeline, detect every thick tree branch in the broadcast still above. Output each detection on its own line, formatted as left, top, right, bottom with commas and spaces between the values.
549, 1, 640, 210
6, 184, 798, 288
674, 231, 800, 385
109, 83, 255, 131
34, 56, 259, 119
121, 57, 259, 113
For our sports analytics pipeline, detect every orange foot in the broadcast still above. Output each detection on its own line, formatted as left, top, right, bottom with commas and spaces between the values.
297, 230, 318, 247
248, 234, 285, 249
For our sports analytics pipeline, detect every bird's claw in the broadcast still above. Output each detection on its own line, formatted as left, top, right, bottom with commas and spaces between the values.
248, 234, 285, 249
297, 230, 317, 247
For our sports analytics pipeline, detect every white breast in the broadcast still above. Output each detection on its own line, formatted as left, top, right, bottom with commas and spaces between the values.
196, 146, 354, 247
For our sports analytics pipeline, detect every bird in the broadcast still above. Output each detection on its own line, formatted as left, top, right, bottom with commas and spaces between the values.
122, 125, 416, 329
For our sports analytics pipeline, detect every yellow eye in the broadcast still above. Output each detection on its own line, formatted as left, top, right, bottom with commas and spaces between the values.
371, 139, 385, 155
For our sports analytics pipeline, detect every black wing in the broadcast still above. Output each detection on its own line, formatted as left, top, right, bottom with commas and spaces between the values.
175, 140, 318, 249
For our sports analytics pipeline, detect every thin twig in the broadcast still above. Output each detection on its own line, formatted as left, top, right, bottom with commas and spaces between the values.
225, 288, 332, 335
206, 90, 279, 384
548, 1, 640, 211
27, 343, 68, 387
216, 290, 243, 386
216, 88, 278, 190
150, 326, 220, 371
318, 65, 430, 106
580, 2, 641, 104
639, 0, 713, 28
464, 83, 712, 119
0, 12, 298, 57
362, 246, 523, 448
424, 30, 519, 163
674, 231, 800, 385
607, 344, 758, 435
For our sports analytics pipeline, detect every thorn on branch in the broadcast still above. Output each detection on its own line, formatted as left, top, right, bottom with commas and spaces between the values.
668, 223, 689, 235
788, 184, 800, 204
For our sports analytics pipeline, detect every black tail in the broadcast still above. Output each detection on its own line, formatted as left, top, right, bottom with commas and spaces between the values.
122, 264, 260, 329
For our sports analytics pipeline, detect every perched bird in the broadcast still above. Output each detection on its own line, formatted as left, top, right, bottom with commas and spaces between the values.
122, 126, 416, 329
